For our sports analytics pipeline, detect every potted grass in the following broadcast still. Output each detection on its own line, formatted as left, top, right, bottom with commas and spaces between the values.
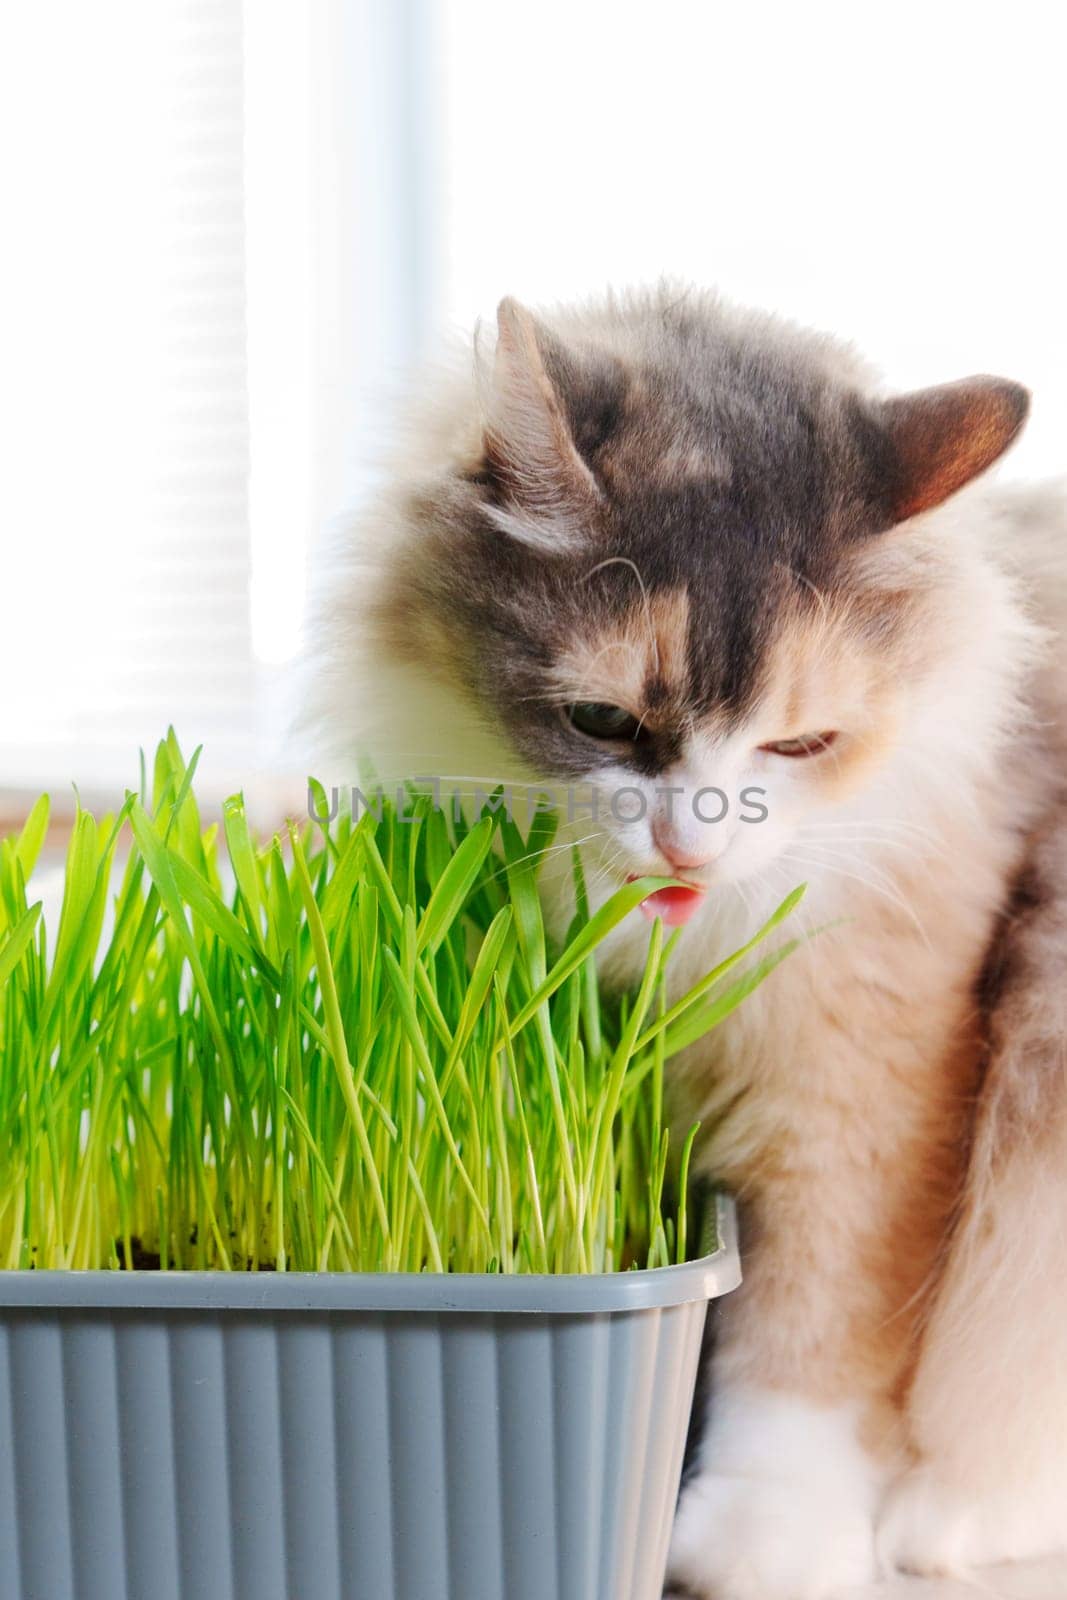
0, 735, 800, 1600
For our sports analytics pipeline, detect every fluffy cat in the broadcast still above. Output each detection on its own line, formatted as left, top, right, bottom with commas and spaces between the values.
309, 286, 1067, 1599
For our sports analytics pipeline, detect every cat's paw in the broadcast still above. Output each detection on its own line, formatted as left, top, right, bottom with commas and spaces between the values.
876, 1466, 976, 1577
668, 1469, 876, 1599
877, 1460, 1067, 1577
667, 1388, 882, 1600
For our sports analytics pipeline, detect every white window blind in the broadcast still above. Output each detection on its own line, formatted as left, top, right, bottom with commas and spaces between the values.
1, 2, 257, 805
0, 0, 438, 813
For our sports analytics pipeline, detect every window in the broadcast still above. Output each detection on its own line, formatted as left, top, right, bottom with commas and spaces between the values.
2, 3, 257, 803
0, 0, 438, 809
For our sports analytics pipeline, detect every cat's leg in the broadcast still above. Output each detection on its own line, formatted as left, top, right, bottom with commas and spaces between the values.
664, 1032, 975, 1600
661, 819, 1006, 1600
665, 1146, 926, 1599
878, 847, 1067, 1577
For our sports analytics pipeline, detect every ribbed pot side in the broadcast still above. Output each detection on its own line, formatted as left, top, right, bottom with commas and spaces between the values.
0, 1204, 739, 1600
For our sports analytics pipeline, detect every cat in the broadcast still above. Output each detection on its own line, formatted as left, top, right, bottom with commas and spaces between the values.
308, 285, 1067, 1599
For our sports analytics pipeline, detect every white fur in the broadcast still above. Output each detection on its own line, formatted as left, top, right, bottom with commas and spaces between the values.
669, 1386, 886, 1600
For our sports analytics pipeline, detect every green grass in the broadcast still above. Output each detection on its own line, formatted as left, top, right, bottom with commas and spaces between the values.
0, 733, 802, 1274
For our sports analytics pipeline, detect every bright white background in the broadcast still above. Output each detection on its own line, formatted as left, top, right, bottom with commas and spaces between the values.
1, 0, 1064, 812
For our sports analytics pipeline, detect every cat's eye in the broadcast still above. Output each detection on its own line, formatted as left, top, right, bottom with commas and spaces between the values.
566, 702, 644, 741
760, 731, 838, 759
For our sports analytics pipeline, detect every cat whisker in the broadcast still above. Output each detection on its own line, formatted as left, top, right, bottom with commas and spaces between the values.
775, 561, 834, 631
777, 849, 934, 951
580, 555, 661, 678
793, 833, 937, 875
475, 829, 617, 892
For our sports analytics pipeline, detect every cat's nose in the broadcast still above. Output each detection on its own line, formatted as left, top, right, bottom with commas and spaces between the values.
651, 817, 719, 873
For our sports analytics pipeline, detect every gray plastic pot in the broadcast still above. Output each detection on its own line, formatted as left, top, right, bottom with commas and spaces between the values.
0, 1197, 738, 1600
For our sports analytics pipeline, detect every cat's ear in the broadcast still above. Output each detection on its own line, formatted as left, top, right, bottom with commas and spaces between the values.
481, 297, 602, 546
881, 376, 1029, 522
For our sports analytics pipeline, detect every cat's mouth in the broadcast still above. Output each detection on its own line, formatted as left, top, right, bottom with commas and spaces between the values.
627, 875, 707, 928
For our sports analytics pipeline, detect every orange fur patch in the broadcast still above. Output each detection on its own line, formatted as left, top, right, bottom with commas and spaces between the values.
549, 585, 691, 715
736, 602, 905, 804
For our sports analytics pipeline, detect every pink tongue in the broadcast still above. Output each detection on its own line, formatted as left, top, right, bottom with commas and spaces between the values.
636, 884, 706, 927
